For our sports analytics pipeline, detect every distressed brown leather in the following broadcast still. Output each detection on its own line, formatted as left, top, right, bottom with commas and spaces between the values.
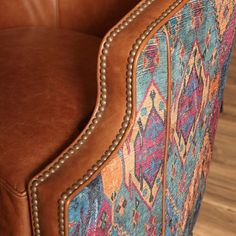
0, 179, 31, 236
0, 0, 57, 29
0, 0, 139, 36
59, 0, 140, 36
0, 28, 100, 235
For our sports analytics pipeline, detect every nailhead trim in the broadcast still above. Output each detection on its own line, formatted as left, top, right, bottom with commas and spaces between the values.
28, 0, 183, 235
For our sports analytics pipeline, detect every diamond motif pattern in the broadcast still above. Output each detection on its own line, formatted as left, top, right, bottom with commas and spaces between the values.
134, 91, 165, 189
177, 65, 203, 144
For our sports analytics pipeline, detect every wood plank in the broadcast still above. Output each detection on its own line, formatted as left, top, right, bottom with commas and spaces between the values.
193, 46, 236, 235
194, 201, 236, 236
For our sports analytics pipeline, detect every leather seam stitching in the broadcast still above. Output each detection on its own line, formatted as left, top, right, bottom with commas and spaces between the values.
55, 0, 59, 27
162, 25, 172, 236
0, 177, 27, 197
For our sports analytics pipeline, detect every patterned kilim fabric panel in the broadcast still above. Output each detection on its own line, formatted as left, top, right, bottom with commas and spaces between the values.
68, 0, 236, 235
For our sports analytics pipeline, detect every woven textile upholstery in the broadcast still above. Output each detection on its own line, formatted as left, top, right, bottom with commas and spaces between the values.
68, 0, 236, 235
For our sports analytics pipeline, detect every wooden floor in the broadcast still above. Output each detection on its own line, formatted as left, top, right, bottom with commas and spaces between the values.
193, 47, 236, 235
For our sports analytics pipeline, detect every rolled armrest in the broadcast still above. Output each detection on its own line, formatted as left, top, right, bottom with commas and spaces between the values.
28, 0, 188, 235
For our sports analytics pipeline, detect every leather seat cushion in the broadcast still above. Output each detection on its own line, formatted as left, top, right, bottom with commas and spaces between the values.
0, 28, 101, 193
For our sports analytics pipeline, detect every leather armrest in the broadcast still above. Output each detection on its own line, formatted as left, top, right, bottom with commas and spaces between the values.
29, 0, 188, 235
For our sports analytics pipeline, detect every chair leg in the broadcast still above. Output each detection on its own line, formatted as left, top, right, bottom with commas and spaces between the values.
220, 100, 224, 113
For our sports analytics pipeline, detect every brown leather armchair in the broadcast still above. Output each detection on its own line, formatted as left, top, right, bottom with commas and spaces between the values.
1, 0, 235, 235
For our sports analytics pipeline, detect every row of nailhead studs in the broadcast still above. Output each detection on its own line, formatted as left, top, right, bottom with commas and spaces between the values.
29, 0, 155, 234
58, 0, 184, 235
58, 0, 183, 235
29, 0, 183, 235
57, 1, 156, 235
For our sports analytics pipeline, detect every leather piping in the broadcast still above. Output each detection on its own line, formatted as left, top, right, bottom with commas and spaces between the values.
0, 177, 27, 197
162, 25, 172, 236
